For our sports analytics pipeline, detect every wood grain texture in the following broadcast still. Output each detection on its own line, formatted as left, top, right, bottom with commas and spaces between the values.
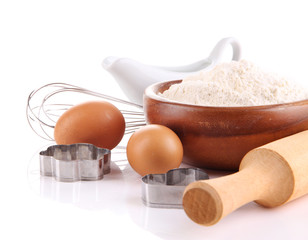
144, 80, 308, 170
182, 131, 308, 226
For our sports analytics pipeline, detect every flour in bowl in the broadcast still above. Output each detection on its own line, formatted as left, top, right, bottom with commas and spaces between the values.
160, 59, 308, 106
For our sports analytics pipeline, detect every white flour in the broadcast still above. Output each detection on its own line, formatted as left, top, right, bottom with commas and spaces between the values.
160, 59, 308, 106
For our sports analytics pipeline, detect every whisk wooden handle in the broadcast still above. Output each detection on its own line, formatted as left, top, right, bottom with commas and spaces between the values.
183, 130, 308, 226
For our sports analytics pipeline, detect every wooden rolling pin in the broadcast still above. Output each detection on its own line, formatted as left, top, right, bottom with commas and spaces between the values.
182, 130, 308, 226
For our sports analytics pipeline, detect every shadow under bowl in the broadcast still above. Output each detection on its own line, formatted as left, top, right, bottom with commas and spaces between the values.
143, 80, 308, 171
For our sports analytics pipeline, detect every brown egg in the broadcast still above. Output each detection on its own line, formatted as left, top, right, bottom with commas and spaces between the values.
54, 101, 125, 150
126, 124, 183, 176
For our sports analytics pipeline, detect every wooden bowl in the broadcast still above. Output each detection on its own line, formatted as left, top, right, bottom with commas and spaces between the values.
143, 80, 308, 171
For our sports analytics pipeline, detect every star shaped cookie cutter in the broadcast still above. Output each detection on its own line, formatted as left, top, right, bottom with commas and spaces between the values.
39, 143, 111, 182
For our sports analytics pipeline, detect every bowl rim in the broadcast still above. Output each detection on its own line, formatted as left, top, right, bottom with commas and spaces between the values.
144, 80, 308, 110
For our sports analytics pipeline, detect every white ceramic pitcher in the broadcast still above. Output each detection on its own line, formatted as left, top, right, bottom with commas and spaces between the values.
102, 37, 241, 105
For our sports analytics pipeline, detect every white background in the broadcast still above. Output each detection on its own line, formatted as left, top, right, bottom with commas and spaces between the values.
1, 0, 308, 239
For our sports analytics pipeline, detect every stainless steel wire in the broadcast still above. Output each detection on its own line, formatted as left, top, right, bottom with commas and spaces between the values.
26, 82, 146, 141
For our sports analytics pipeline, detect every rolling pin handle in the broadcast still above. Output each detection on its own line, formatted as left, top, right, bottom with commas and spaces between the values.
183, 145, 298, 226
182, 167, 261, 226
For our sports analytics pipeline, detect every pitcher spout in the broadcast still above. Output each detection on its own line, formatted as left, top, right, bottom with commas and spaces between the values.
102, 56, 121, 70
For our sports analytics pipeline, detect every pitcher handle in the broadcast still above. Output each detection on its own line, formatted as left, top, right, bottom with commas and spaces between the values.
208, 37, 241, 65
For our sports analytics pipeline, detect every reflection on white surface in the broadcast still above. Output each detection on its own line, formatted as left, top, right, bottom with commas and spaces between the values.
40, 174, 117, 207
27, 143, 308, 240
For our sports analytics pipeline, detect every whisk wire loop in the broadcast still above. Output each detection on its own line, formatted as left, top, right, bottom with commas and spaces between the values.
26, 83, 146, 141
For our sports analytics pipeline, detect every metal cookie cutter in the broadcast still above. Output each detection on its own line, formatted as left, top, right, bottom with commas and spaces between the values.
40, 143, 111, 182
141, 168, 209, 209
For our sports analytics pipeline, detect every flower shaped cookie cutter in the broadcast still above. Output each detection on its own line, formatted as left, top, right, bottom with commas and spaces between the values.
39, 143, 111, 182
141, 168, 209, 209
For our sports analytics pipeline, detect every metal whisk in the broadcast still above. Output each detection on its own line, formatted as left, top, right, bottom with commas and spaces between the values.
26, 82, 146, 141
